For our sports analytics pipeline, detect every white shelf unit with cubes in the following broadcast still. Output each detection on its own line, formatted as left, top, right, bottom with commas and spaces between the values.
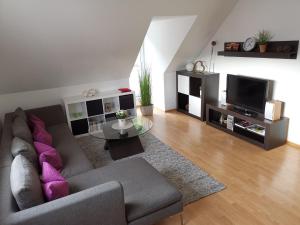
63, 90, 136, 136
176, 70, 220, 121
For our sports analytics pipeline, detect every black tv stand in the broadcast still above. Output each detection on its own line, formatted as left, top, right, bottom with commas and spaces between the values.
232, 106, 258, 118
206, 103, 289, 150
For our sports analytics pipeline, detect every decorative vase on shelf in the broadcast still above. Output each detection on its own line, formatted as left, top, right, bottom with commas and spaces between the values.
185, 63, 194, 72
259, 44, 267, 53
118, 119, 127, 128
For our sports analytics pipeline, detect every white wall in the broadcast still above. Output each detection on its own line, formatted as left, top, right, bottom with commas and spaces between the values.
199, 0, 300, 144
0, 0, 237, 95
0, 78, 128, 120
145, 16, 197, 110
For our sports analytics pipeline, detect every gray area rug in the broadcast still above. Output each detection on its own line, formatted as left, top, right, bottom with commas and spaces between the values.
77, 133, 225, 205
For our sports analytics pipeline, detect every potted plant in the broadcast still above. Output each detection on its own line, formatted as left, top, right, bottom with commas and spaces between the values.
116, 110, 128, 128
139, 67, 153, 116
255, 30, 274, 53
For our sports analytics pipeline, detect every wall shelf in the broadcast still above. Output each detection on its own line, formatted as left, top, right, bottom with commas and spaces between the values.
218, 41, 299, 59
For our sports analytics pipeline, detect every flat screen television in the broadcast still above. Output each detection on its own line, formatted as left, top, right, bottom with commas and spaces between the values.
226, 75, 272, 113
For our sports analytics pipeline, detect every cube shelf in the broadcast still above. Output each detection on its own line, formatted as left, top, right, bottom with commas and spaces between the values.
64, 91, 136, 136
176, 70, 219, 121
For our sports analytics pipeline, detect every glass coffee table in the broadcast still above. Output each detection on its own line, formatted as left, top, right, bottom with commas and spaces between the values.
90, 117, 153, 160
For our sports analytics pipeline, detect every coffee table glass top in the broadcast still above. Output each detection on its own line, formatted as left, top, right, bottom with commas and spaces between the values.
90, 116, 153, 140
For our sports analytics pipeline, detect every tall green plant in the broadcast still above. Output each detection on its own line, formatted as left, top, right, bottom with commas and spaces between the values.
139, 68, 152, 106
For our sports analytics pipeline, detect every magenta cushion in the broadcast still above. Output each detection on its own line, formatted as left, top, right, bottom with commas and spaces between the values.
41, 162, 69, 201
34, 141, 55, 155
42, 181, 69, 201
39, 150, 63, 171
33, 126, 52, 146
29, 114, 46, 129
41, 161, 64, 183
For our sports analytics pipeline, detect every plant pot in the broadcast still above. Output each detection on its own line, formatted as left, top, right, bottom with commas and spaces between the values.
118, 119, 127, 128
140, 105, 153, 116
259, 44, 267, 53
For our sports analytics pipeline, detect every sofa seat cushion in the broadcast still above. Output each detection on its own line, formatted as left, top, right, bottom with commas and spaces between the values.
67, 158, 182, 222
47, 124, 93, 178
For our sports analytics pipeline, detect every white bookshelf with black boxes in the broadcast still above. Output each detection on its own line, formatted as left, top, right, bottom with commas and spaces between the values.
63, 90, 136, 136
176, 70, 220, 121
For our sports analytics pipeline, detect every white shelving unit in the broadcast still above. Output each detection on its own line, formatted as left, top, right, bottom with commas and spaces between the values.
63, 90, 136, 136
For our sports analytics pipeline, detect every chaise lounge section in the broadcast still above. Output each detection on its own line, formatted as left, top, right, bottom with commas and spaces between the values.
0, 105, 183, 225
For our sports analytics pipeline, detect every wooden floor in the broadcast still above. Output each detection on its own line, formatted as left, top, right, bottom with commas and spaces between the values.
147, 109, 300, 225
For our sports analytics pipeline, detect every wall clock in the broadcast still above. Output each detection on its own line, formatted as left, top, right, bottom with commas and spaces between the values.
243, 37, 256, 52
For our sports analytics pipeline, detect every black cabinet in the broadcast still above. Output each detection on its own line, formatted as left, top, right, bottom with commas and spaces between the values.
119, 94, 134, 110
176, 70, 219, 121
71, 119, 89, 135
86, 99, 103, 117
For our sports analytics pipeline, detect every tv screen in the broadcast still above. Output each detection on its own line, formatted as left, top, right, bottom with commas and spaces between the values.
226, 75, 271, 113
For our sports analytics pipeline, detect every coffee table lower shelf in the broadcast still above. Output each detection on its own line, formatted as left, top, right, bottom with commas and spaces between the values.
104, 136, 144, 160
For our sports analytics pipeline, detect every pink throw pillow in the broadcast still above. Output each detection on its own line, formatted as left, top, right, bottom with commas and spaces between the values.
43, 181, 69, 201
41, 161, 65, 183
34, 142, 63, 170
34, 141, 55, 155
39, 150, 63, 171
41, 162, 69, 201
29, 114, 46, 129
33, 126, 52, 146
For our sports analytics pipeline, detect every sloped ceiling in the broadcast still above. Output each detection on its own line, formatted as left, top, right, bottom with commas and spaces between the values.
0, 0, 237, 94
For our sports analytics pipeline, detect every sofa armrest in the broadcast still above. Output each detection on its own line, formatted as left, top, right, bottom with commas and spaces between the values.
25, 105, 67, 127
4, 181, 127, 225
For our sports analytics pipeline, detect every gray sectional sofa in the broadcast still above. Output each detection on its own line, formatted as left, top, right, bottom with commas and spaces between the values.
0, 105, 183, 225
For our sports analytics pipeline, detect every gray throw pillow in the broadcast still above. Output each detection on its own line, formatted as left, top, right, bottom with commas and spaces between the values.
14, 107, 27, 122
11, 137, 38, 169
12, 116, 33, 144
10, 155, 44, 210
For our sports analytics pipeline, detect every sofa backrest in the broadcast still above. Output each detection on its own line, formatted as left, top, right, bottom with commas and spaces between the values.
0, 105, 67, 221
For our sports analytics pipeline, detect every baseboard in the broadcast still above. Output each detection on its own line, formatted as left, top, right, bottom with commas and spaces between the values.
287, 141, 300, 149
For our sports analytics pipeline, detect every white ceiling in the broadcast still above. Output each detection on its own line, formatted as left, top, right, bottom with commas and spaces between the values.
0, 0, 237, 94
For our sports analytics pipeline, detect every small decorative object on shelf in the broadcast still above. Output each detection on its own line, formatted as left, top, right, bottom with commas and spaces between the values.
255, 30, 274, 53
225, 42, 240, 51
82, 88, 98, 98
104, 102, 113, 112
116, 110, 128, 128
209, 41, 217, 72
185, 63, 194, 72
193, 60, 206, 73
242, 37, 256, 52
118, 88, 131, 93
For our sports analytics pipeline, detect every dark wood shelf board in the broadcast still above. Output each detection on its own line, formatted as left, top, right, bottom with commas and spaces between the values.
218, 40, 299, 59
207, 121, 265, 148
218, 51, 297, 59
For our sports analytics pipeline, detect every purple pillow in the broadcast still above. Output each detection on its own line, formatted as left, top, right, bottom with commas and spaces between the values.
29, 114, 46, 129
41, 162, 69, 201
33, 126, 52, 146
42, 181, 69, 201
41, 161, 65, 183
39, 149, 63, 171
34, 141, 55, 155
